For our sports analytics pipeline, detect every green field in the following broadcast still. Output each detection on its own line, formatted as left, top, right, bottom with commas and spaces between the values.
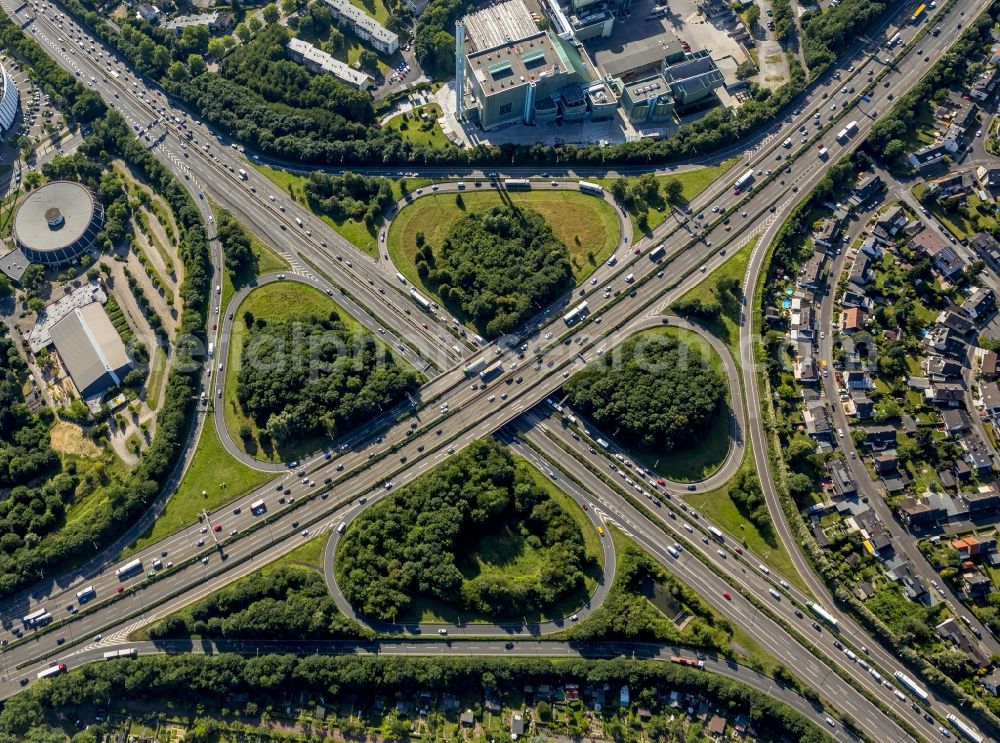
595, 159, 738, 234
397, 457, 605, 624
387, 189, 620, 320
223, 281, 361, 463
672, 237, 757, 363
127, 423, 274, 554
252, 164, 433, 256
383, 104, 452, 149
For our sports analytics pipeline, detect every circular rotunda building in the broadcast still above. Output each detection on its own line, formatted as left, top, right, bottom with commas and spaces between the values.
12, 181, 104, 266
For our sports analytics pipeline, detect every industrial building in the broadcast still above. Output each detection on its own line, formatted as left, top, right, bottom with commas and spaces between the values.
0, 61, 19, 135
48, 302, 132, 400
287, 38, 373, 90
617, 51, 725, 122
10, 180, 104, 267
456, 0, 596, 129
323, 0, 398, 55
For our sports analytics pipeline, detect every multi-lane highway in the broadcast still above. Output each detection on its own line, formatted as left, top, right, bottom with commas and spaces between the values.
0, 0, 994, 738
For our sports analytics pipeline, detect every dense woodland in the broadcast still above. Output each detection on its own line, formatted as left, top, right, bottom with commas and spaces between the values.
216, 209, 255, 275
337, 440, 591, 620
418, 205, 572, 337
235, 311, 418, 443
148, 566, 370, 641
5, 655, 829, 743
303, 171, 394, 226
565, 333, 726, 453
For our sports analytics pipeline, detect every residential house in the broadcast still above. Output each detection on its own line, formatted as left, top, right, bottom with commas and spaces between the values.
983, 668, 1000, 697
982, 350, 999, 380
963, 571, 992, 597
899, 497, 946, 529
848, 252, 873, 288
913, 230, 965, 281
859, 236, 883, 258
963, 489, 1000, 514
804, 400, 834, 439
927, 172, 973, 200
460, 710, 475, 727
925, 382, 965, 407
942, 408, 971, 435
790, 305, 815, 342
971, 232, 1000, 268
970, 66, 1000, 101
798, 254, 826, 290
841, 290, 874, 310
983, 381, 1000, 417
938, 308, 976, 337
841, 307, 866, 333
924, 326, 968, 357
874, 205, 907, 238
951, 534, 997, 560
794, 355, 818, 384
845, 370, 873, 390
926, 355, 964, 380
831, 459, 857, 498
851, 173, 884, 205
848, 392, 875, 419
135, 2, 159, 22
967, 447, 994, 477
814, 218, 841, 249
976, 166, 1000, 190
937, 617, 991, 668
862, 425, 897, 450
909, 143, 949, 171
873, 450, 899, 475
889, 561, 928, 601
964, 287, 996, 323
212, 10, 235, 31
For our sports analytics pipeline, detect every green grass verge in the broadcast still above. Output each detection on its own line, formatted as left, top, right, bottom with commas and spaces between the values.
681, 459, 802, 590
387, 189, 620, 321
144, 347, 167, 410
252, 164, 433, 256
395, 456, 605, 625
594, 159, 739, 235
672, 236, 757, 363
223, 281, 360, 463
126, 422, 274, 555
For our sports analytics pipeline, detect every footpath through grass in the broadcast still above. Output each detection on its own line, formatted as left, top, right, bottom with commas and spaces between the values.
387, 189, 620, 317
127, 422, 274, 554
223, 281, 360, 463
253, 164, 433, 256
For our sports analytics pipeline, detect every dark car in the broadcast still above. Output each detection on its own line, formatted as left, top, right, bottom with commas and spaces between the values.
324, 477, 332, 485
278, 497, 286, 504
292, 521, 299, 529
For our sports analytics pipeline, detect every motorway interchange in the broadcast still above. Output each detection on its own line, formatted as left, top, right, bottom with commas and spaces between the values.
0, 0, 996, 739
